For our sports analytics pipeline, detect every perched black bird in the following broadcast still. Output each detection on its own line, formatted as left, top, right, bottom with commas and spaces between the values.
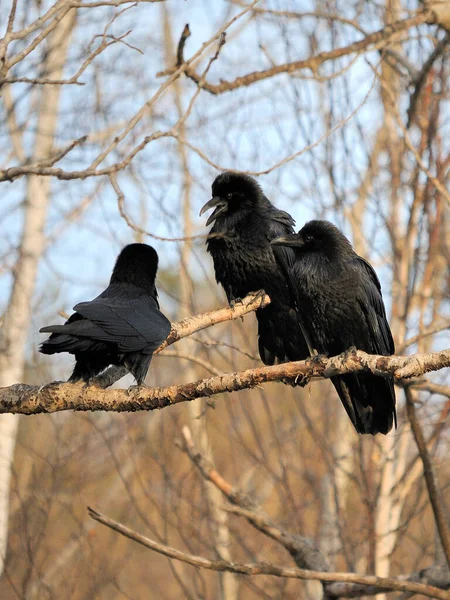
271, 220, 396, 435
200, 171, 310, 365
40, 244, 171, 385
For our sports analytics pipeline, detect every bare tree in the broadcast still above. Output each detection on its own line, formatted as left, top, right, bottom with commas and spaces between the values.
0, 1, 449, 598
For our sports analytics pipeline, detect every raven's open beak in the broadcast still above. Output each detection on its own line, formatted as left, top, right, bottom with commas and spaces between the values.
270, 235, 303, 247
199, 196, 228, 227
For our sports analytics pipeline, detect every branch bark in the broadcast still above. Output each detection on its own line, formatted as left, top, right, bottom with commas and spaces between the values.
2, 348, 449, 415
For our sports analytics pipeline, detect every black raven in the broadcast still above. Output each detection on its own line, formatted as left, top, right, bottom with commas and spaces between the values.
271, 220, 396, 435
200, 171, 310, 365
40, 243, 171, 385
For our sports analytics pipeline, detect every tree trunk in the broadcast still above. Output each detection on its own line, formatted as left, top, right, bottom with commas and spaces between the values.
0, 9, 76, 577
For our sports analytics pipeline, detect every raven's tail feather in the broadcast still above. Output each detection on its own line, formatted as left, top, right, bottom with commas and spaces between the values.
68, 356, 110, 383
40, 333, 82, 354
125, 353, 152, 386
331, 373, 396, 435
40, 333, 107, 355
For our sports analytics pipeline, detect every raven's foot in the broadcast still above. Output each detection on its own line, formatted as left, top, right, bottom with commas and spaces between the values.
344, 346, 358, 359
280, 374, 309, 387
229, 296, 242, 309
295, 373, 310, 387
79, 377, 103, 390
252, 289, 267, 305
127, 383, 149, 396
309, 352, 328, 366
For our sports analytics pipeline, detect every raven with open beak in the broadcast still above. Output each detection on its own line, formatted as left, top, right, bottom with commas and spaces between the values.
199, 196, 228, 227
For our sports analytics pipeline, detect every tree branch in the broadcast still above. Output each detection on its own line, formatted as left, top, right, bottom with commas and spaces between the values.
86, 507, 449, 599
94, 292, 270, 387
407, 32, 450, 128
176, 11, 434, 95
180, 426, 450, 598
1, 348, 449, 415
180, 426, 330, 571
405, 386, 450, 569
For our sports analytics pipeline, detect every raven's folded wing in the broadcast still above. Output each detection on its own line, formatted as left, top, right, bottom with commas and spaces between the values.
257, 215, 311, 362
352, 257, 395, 356
341, 256, 396, 434
71, 297, 171, 353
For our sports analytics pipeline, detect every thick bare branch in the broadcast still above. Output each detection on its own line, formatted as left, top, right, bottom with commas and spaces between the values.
0, 347, 448, 415
157, 294, 269, 353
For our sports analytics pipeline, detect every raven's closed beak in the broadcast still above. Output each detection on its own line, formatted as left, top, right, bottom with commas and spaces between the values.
199, 196, 228, 227
270, 235, 303, 247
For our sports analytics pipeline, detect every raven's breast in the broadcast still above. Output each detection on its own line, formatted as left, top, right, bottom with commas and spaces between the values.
208, 238, 289, 301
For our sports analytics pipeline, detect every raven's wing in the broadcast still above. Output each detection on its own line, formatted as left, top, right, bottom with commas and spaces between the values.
254, 209, 310, 364
270, 207, 296, 231
41, 296, 171, 354
265, 207, 296, 271
352, 257, 395, 355
266, 210, 314, 357
73, 296, 171, 353
40, 312, 112, 355
331, 256, 396, 435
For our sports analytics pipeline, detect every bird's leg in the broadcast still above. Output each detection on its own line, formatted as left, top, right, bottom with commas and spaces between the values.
341, 346, 358, 366
226, 285, 243, 309
229, 296, 243, 309
281, 373, 310, 388
68, 377, 101, 391
82, 376, 104, 390
252, 289, 267, 306
127, 382, 149, 396
344, 345, 358, 357
309, 351, 328, 367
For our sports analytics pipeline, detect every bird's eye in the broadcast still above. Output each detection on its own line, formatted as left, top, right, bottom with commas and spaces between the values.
304, 235, 313, 243
226, 192, 233, 200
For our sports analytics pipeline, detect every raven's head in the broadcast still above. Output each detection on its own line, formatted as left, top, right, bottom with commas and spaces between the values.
199, 171, 266, 227
270, 220, 353, 259
111, 243, 159, 289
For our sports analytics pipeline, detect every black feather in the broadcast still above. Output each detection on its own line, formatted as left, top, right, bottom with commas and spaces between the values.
39, 243, 171, 385
201, 171, 309, 366
271, 220, 396, 435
